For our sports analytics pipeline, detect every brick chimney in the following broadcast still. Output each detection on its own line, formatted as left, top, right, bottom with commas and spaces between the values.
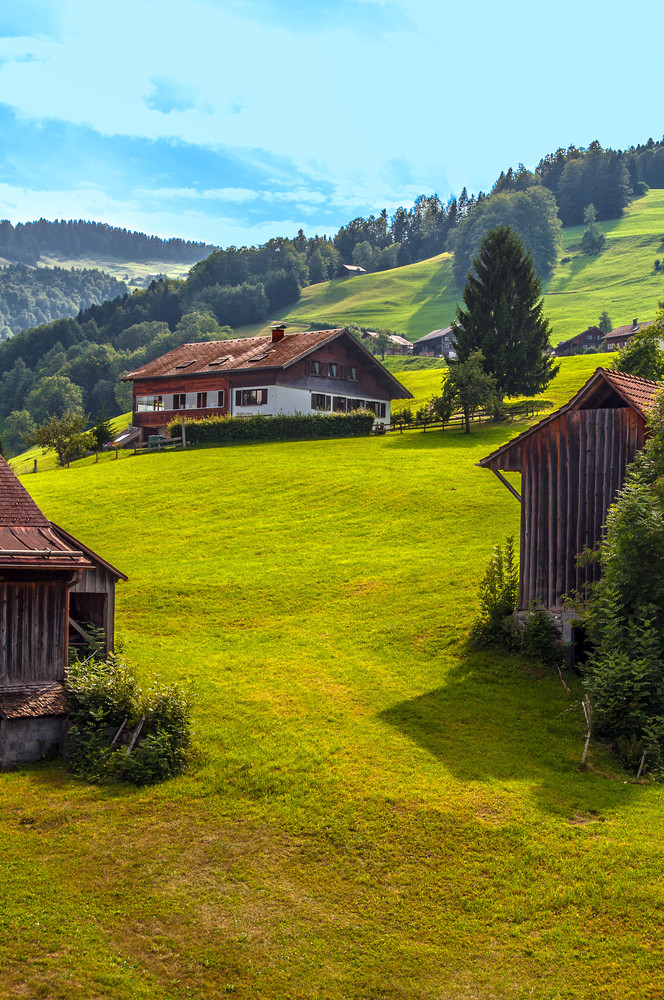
633, 318, 638, 328
271, 322, 287, 343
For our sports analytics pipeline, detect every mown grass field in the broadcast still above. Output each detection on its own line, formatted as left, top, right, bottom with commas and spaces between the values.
267, 190, 664, 346
2, 355, 663, 999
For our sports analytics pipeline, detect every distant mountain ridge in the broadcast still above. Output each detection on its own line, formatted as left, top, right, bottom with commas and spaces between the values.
0, 219, 219, 267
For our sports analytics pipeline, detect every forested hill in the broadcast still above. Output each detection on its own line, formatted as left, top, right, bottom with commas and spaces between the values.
0, 219, 219, 267
0, 264, 126, 338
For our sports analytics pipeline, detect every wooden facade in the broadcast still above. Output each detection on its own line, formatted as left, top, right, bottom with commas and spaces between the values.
478, 368, 660, 611
0, 459, 126, 767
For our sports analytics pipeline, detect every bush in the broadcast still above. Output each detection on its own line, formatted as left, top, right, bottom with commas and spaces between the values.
65, 654, 193, 785
169, 411, 375, 445
635, 181, 650, 197
471, 536, 519, 647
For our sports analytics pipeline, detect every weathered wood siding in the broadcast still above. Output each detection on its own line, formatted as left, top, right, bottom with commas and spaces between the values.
70, 565, 115, 650
518, 407, 644, 609
0, 578, 68, 683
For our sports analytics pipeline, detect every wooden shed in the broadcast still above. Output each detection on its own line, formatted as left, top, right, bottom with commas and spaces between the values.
0, 457, 126, 767
478, 368, 661, 612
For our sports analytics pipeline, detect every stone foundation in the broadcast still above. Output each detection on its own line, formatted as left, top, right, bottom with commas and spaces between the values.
0, 715, 67, 769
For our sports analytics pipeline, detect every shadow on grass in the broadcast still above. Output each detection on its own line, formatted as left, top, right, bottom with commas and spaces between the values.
379, 648, 644, 817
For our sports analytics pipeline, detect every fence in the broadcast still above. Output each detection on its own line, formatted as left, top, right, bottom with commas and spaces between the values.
378, 401, 540, 435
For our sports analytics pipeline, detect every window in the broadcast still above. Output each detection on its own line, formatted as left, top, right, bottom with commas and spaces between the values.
378, 402, 386, 418
309, 360, 323, 376
347, 366, 358, 382
197, 391, 207, 408
364, 400, 378, 414
311, 393, 331, 411
217, 390, 225, 407
328, 362, 338, 378
136, 395, 164, 412
347, 398, 364, 411
173, 393, 186, 410
332, 396, 347, 412
235, 388, 268, 406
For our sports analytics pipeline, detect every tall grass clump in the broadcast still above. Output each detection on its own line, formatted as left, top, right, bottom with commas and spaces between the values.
65, 654, 193, 785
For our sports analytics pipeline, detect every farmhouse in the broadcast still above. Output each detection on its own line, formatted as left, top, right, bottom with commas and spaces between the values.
600, 317, 653, 351
0, 458, 126, 768
412, 327, 457, 358
124, 326, 412, 443
478, 368, 660, 613
553, 325, 605, 357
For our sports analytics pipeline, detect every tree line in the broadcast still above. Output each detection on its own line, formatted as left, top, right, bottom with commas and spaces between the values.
0, 219, 219, 266
0, 264, 126, 339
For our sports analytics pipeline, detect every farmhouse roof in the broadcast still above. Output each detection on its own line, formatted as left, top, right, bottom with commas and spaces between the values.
478, 368, 661, 471
123, 327, 413, 398
413, 326, 454, 345
600, 319, 653, 341
0, 457, 93, 570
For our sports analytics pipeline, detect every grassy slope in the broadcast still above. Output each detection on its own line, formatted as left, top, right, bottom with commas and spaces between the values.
2, 356, 663, 999
8, 412, 133, 475
265, 190, 664, 345
37, 254, 194, 283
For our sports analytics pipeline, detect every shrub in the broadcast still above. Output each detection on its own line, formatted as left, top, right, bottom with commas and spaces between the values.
635, 181, 649, 197
169, 411, 375, 445
471, 536, 519, 647
65, 654, 193, 785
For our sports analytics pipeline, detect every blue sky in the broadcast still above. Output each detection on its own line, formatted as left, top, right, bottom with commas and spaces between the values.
0, 0, 662, 248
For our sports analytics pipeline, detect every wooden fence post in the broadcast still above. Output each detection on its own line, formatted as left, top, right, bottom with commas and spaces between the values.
181, 416, 187, 450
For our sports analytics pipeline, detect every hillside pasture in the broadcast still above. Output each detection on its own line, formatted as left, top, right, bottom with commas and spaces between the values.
1, 356, 663, 998
267, 190, 664, 346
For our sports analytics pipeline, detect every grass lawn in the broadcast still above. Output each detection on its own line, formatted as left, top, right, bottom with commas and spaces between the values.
2, 356, 662, 998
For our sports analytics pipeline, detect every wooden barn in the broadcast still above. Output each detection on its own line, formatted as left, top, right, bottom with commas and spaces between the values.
478, 368, 661, 613
0, 458, 126, 768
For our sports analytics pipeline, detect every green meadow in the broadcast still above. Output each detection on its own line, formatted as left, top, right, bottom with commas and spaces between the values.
2, 355, 663, 999
270, 190, 664, 345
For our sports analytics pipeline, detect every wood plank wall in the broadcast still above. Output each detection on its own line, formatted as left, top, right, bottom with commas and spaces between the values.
0, 580, 67, 683
519, 408, 644, 609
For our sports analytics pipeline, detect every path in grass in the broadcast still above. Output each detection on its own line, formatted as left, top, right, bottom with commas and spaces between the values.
1, 356, 662, 999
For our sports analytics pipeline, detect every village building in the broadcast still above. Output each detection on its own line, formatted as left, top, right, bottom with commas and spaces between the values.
339, 264, 367, 277
477, 368, 660, 620
412, 327, 457, 358
600, 317, 653, 351
553, 326, 605, 357
0, 458, 126, 768
124, 326, 412, 443
360, 331, 412, 356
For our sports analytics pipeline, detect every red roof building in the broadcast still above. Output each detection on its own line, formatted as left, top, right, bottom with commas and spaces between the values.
123, 326, 412, 443
478, 368, 661, 612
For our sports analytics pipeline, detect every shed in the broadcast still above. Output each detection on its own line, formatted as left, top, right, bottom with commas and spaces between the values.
477, 368, 661, 611
0, 457, 126, 767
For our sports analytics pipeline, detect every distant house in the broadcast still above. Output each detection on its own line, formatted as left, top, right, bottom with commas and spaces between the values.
339, 264, 367, 277
124, 326, 413, 443
553, 326, 605, 357
601, 318, 653, 351
478, 368, 660, 615
361, 331, 412, 356
0, 459, 126, 768
412, 327, 456, 358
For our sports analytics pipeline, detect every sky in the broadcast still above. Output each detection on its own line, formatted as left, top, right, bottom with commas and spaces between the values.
0, 0, 662, 249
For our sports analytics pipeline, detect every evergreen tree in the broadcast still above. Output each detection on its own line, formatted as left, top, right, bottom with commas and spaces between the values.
452, 226, 558, 398
581, 204, 606, 255
598, 310, 613, 335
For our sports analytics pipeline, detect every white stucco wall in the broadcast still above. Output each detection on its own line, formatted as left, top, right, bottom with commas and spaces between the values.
231, 386, 391, 423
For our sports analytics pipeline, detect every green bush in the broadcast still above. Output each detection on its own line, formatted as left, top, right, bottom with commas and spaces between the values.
65, 654, 193, 785
471, 536, 519, 647
168, 411, 375, 445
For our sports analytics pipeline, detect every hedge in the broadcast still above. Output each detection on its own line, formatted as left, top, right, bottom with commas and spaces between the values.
167, 411, 376, 444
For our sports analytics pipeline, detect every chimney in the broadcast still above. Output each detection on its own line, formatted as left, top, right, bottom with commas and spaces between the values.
633, 318, 638, 328
271, 322, 287, 343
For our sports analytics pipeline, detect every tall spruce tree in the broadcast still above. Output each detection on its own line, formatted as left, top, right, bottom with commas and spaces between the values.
452, 225, 558, 398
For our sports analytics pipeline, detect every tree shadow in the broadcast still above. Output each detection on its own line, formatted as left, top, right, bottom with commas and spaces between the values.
379, 648, 644, 818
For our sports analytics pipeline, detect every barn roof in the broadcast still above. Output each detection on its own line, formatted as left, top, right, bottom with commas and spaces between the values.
0, 457, 92, 571
478, 368, 662, 471
0, 682, 69, 719
123, 327, 413, 399
413, 326, 454, 345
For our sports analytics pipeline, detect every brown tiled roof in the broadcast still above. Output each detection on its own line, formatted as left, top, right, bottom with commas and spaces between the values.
123, 329, 347, 379
600, 320, 653, 341
0, 683, 69, 719
478, 368, 662, 469
0, 456, 50, 527
123, 327, 412, 399
0, 458, 92, 570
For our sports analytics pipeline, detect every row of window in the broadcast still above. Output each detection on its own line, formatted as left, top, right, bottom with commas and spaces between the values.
311, 393, 387, 417
307, 360, 358, 381
136, 391, 225, 412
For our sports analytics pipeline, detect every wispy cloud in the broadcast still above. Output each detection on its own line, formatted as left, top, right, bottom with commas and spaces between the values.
144, 75, 211, 115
